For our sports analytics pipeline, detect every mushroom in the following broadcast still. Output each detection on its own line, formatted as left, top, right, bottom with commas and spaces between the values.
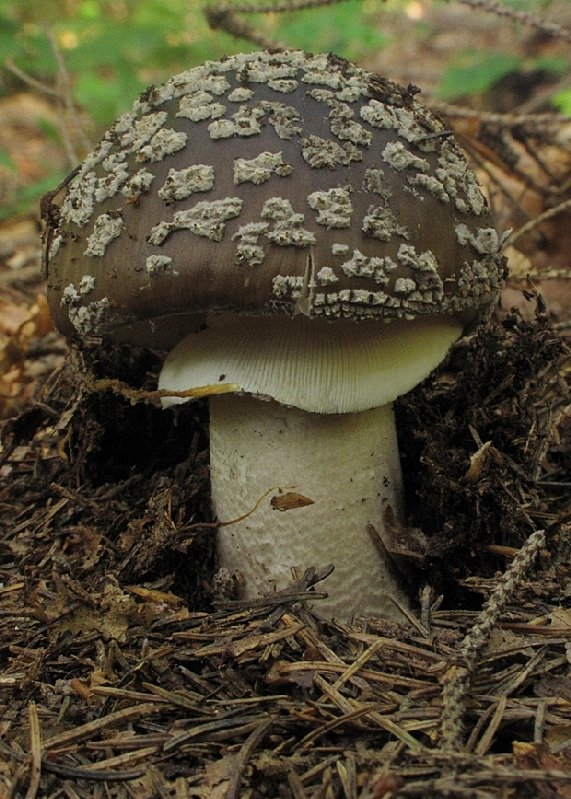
44, 50, 505, 619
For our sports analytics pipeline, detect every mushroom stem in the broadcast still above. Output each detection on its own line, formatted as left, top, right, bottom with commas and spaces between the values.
210, 393, 409, 619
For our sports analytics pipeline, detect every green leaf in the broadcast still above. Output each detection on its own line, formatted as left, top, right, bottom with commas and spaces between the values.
73, 67, 145, 126
437, 51, 522, 99
552, 87, 571, 114
0, 173, 64, 221
34, 117, 63, 146
0, 148, 15, 170
533, 55, 568, 74
257, 0, 389, 60
0, 12, 20, 63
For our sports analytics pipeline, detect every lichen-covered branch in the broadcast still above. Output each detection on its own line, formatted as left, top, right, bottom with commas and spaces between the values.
440, 528, 547, 751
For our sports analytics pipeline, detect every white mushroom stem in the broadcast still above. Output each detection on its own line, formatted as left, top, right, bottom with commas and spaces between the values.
210, 393, 407, 619
159, 313, 463, 619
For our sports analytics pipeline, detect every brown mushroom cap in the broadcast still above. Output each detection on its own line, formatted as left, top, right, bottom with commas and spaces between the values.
43, 50, 505, 348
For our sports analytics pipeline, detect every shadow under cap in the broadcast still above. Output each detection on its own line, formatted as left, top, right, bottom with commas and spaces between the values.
159, 313, 463, 413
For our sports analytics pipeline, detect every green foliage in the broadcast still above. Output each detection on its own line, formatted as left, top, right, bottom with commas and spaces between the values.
0, 10, 20, 64
0, 148, 15, 170
34, 115, 64, 146
553, 87, 571, 114
499, 0, 556, 8
437, 51, 523, 99
0, 0, 241, 125
253, 0, 389, 61
0, 174, 60, 222
0, 0, 390, 130
73, 67, 143, 126
437, 50, 568, 100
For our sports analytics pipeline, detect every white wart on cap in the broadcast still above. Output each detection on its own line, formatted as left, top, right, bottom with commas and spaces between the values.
45, 50, 504, 342
44, 51, 505, 619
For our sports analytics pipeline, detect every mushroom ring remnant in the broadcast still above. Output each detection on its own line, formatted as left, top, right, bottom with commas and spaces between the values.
43, 50, 505, 619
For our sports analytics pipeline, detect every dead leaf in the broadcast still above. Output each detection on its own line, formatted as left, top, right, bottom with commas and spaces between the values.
270, 492, 315, 512
0, 294, 54, 417
549, 608, 571, 629
513, 742, 571, 798
465, 440, 494, 483
203, 754, 238, 799
48, 582, 137, 644
126, 585, 184, 605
